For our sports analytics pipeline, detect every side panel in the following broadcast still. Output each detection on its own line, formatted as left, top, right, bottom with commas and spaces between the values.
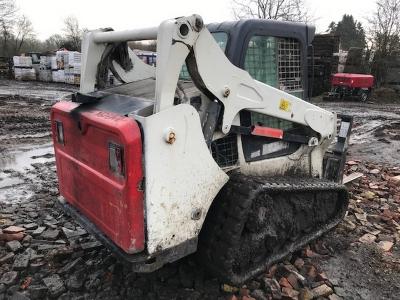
142, 104, 229, 254
51, 101, 144, 253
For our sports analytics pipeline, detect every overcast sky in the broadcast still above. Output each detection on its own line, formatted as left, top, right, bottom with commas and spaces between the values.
15, 0, 377, 40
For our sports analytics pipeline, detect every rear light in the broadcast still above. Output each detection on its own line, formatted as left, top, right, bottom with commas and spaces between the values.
109, 142, 125, 176
55, 121, 64, 145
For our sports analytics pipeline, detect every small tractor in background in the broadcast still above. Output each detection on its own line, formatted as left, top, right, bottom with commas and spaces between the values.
327, 73, 374, 102
51, 15, 352, 284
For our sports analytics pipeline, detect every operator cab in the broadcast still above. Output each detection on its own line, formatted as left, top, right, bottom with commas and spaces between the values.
199, 20, 315, 168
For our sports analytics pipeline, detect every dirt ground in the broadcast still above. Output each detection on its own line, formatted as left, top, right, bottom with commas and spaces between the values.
319, 102, 400, 165
0, 80, 400, 300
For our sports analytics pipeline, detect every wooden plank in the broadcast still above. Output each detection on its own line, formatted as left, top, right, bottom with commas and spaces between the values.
343, 172, 364, 184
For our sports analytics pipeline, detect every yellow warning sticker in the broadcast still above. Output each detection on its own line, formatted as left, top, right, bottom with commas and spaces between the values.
279, 99, 292, 112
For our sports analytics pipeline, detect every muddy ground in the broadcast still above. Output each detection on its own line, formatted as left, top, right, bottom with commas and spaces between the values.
0, 80, 400, 300
319, 102, 400, 165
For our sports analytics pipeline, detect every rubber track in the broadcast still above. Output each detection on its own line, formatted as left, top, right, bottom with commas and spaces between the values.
198, 173, 349, 285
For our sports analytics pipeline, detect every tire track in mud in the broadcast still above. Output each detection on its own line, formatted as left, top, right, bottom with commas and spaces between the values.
0, 96, 52, 151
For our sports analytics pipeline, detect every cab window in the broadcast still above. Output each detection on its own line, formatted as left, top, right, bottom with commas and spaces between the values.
244, 35, 304, 129
244, 35, 303, 97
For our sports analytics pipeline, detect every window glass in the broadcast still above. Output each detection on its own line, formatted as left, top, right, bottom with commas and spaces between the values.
244, 36, 303, 94
211, 32, 229, 51
179, 32, 228, 80
244, 35, 303, 129
244, 36, 278, 87
277, 38, 302, 93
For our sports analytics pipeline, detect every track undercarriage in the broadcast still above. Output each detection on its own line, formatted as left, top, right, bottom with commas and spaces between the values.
199, 173, 349, 284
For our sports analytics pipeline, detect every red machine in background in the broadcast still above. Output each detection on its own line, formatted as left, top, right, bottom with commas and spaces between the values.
327, 73, 374, 102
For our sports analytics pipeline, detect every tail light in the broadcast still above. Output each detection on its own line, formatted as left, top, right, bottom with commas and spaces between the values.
55, 121, 64, 145
109, 142, 125, 176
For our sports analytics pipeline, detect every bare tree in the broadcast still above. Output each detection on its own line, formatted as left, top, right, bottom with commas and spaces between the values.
63, 16, 83, 51
232, 0, 314, 23
0, 0, 17, 55
45, 34, 65, 50
368, 0, 400, 84
0, 0, 16, 20
14, 15, 35, 53
369, 0, 400, 54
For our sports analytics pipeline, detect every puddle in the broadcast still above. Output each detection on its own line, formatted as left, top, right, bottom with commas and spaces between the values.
0, 143, 54, 173
0, 182, 35, 203
0, 176, 24, 189
350, 120, 386, 144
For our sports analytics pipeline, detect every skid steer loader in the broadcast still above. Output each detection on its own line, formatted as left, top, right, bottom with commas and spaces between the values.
51, 15, 352, 284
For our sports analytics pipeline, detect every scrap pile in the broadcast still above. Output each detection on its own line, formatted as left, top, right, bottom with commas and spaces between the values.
343, 161, 400, 253
0, 161, 345, 300
0, 155, 398, 299
223, 243, 344, 300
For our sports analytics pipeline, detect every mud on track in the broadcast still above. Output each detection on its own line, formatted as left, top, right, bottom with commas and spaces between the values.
0, 96, 52, 150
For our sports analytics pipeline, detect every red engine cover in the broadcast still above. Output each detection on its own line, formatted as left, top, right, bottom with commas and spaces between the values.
331, 73, 374, 89
51, 101, 144, 254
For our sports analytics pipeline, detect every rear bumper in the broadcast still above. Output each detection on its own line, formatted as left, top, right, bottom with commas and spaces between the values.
57, 196, 198, 272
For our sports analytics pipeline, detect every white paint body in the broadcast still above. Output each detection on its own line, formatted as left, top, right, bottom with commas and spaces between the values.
139, 104, 228, 254
79, 15, 337, 254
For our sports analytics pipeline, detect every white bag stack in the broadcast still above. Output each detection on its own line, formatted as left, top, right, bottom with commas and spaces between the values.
65, 62, 81, 75
56, 50, 68, 69
13, 56, 36, 80
51, 56, 57, 70
63, 51, 81, 67
64, 51, 81, 85
65, 74, 75, 84
38, 55, 52, 82
13, 56, 19, 67
13, 56, 33, 68
29, 50, 82, 84
14, 68, 36, 81
72, 64, 81, 74
39, 56, 51, 69
39, 69, 52, 82
52, 70, 65, 83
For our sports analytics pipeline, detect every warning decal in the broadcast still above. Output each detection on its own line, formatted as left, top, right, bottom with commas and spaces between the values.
279, 99, 292, 112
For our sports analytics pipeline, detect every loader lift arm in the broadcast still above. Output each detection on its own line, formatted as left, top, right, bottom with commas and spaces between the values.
79, 15, 336, 147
